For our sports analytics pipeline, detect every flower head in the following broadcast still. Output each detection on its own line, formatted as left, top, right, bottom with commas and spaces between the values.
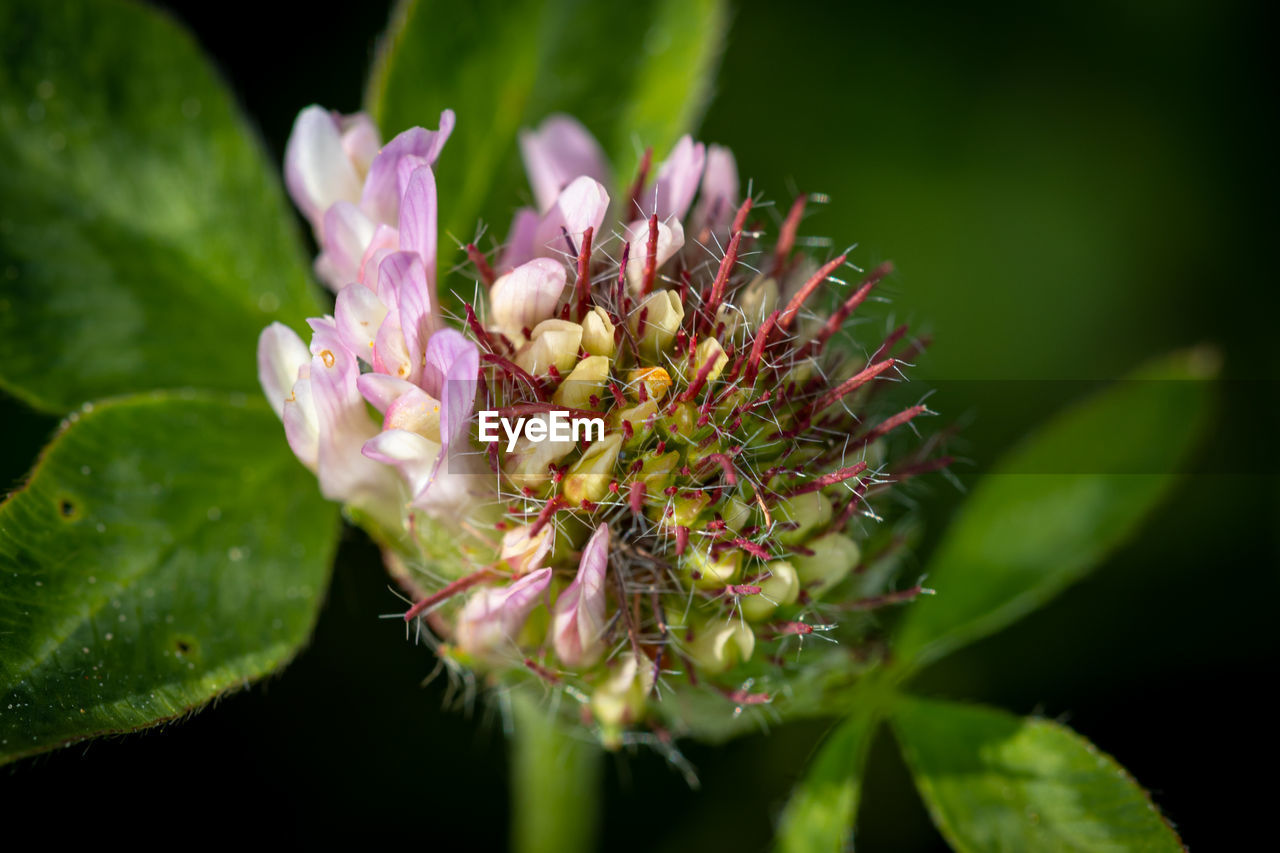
260, 104, 947, 748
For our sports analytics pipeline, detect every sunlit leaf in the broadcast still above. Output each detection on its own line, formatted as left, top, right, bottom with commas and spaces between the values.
892, 696, 1182, 851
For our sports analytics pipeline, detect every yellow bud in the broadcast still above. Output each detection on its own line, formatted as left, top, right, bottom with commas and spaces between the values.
562, 432, 623, 505
515, 319, 582, 375
627, 366, 672, 402
630, 290, 684, 360
503, 414, 577, 488
581, 306, 616, 358
719, 274, 777, 340
692, 337, 729, 384
552, 355, 611, 410
722, 497, 752, 533
741, 560, 800, 621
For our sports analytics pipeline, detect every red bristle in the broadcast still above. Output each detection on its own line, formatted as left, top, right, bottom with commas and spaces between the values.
771, 195, 806, 278
404, 569, 495, 621
704, 229, 742, 323
641, 214, 660, 295
804, 261, 894, 357
778, 253, 846, 332
529, 496, 568, 537
627, 147, 653, 215
744, 310, 780, 383
732, 538, 773, 560
574, 225, 594, 320
465, 243, 496, 286
629, 481, 646, 514
731, 197, 754, 234
784, 461, 869, 497
809, 358, 896, 416
675, 525, 689, 556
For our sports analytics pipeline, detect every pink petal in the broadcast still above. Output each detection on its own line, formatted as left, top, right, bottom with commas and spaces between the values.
500, 207, 539, 271
360, 110, 455, 226
532, 176, 610, 261
519, 114, 611, 212
553, 523, 610, 667
649, 135, 706, 221
693, 144, 739, 234
489, 257, 567, 337
358, 224, 400, 287
398, 164, 438, 277
282, 367, 318, 471
257, 322, 310, 418
362, 428, 439, 497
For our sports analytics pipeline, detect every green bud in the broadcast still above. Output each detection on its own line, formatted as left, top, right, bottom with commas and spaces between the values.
686, 613, 755, 675
773, 490, 833, 545
741, 560, 800, 621
686, 546, 742, 589
792, 532, 861, 598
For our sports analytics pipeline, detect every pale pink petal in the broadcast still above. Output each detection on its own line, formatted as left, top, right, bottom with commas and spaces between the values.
489, 257, 567, 337
532, 176, 610, 261
339, 113, 381, 178
309, 332, 396, 503
456, 568, 553, 658
282, 367, 318, 471
334, 283, 388, 364
519, 114, 611, 212
317, 201, 375, 291
284, 106, 363, 231
356, 373, 419, 413
693, 144, 739, 234
552, 523, 610, 667
361, 428, 439, 497
623, 217, 685, 291
422, 329, 479, 450
648, 135, 706, 221
360, 110, 455, 226
358, 224, 400, 287
257, 322, 310, 418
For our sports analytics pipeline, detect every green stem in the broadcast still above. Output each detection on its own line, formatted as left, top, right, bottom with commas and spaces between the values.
509, 690, 603, 853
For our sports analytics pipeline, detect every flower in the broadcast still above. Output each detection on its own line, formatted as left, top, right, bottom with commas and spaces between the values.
260, 104, 947, 749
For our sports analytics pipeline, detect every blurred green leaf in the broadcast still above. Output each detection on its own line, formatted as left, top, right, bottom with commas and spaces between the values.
510, 689, 602, 853
892, 696, 1182, 851
365, 0, 727, 248
775, 708, 879, 853
0, 0, 321, 414
892, 347, 1219, 672
0, 393, 339, 764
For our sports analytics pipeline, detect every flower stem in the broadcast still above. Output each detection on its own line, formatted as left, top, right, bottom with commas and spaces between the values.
510, 690, 603, 853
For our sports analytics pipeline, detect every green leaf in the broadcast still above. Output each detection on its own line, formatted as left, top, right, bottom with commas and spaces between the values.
892, 347, 1219, 671
775, 708, 880, 853
0, 0, 321, 413
0, 392, 339, 764
365, 0, 728, 247
892, 696, 1182, 852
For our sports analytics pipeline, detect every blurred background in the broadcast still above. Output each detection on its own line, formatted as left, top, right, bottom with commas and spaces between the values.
2, 0, 1275, 847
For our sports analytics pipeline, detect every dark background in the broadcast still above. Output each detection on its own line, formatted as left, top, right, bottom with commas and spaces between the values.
3, 0, 1276, 848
